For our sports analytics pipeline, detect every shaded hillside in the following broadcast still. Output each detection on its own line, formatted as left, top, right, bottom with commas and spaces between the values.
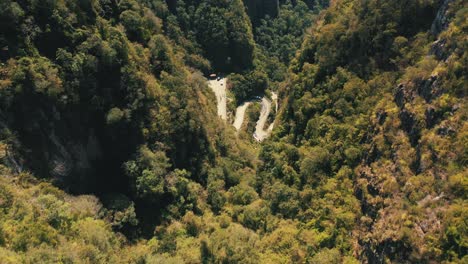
165, 0, 255, 72
243, 0, 279, 26
0, 0, 221, 194
0, 0, 258, 240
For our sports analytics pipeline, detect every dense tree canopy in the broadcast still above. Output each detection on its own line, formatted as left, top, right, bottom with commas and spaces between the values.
259, 0, 467, 262
0, 0, 466, 263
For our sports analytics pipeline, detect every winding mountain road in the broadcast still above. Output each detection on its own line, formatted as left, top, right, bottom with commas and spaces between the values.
233, 102, 251, 130
208, 77, 277, 141
252, 92, 277, 141
253, 97, 272, 141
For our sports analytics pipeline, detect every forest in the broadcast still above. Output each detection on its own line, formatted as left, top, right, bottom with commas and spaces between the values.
0, 0, 466, 263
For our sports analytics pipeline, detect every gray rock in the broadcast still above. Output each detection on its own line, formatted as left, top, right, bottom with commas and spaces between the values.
431, 0, 454, 36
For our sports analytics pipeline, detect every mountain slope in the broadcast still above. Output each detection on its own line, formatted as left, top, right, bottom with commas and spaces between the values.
0, 0, 466, 263
259, 0, 467, 262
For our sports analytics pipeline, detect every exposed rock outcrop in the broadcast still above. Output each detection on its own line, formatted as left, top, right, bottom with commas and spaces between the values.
430, 0, 454, 60
431, 0, 454, 35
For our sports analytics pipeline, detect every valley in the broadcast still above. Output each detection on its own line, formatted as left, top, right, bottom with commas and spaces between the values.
0, 0, 465, 263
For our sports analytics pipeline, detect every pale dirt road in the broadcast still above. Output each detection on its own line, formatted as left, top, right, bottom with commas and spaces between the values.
208, 78, 227, 120
233, 102, 251, 131
253, 92, 278, 141
208, 77, 276, 141
253, 97, 272, 142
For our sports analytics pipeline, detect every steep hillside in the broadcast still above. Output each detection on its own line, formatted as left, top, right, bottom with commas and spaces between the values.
259, 0, 467, 262
0, 0, 259, 232
164, 0, 255, 72
0, 0, 222, 193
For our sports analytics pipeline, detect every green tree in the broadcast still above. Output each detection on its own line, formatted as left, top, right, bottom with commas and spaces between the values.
124, 146, 171, 201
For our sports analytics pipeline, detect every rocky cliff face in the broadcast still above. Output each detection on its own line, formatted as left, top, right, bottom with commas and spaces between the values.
358, 0, 465, 261
0, 78, 143, 193
431, 0, 455, 61
0, 102, 118, 193
431, 0, 454, 35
